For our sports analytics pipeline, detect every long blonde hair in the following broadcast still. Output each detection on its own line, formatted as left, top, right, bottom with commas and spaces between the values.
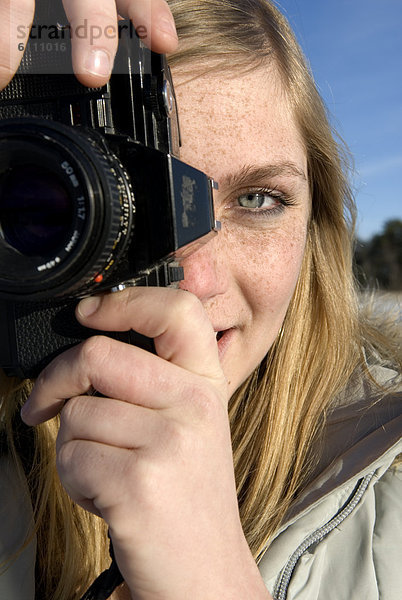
1, 1, 400, 597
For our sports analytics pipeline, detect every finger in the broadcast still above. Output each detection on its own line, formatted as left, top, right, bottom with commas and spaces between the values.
0, 0, 35, 90
116, 0, 178, 53
56, 437, 133, 515
63, 0, 119, 86
76, 288, 222, 380
21, 335, 222, 425
63, 0, 177, 87
57, 436, 171, 527
56, 395, 165, 451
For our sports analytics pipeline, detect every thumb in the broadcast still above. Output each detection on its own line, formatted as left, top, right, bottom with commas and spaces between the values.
0, 0, 35, 90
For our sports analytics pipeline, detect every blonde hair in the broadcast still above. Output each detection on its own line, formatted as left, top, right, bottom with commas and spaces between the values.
1, 1, 400, 596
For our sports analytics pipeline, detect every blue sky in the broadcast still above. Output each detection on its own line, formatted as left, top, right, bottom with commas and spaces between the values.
276, 0, 402, 240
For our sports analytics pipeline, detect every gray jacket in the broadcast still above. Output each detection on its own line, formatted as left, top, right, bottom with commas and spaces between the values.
260, 376, 402, 600
1, 373, 401, 599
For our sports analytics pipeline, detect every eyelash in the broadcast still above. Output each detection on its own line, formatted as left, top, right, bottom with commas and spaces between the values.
230, 187, 297, 219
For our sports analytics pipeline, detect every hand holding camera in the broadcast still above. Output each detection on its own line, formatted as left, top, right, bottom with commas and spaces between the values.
22, 285, 253, 599
0, 0, 178, 90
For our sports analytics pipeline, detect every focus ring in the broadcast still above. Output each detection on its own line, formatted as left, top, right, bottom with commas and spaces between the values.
0, 118, 134, 300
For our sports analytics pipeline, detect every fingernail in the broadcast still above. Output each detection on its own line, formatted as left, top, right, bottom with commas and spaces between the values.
77, 296, 101, 318
158, 14, 178, 41
84, 48, 112, 77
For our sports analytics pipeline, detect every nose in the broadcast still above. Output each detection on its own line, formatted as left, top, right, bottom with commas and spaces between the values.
178, 233, 229, 303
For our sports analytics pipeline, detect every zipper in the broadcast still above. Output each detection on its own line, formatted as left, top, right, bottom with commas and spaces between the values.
273, 471, 376, 600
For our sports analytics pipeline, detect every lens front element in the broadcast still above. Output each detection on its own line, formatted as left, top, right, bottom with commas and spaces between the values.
0, 164, 73, 257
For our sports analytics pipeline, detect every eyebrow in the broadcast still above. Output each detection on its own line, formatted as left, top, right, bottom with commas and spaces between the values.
219, 162, 307, 189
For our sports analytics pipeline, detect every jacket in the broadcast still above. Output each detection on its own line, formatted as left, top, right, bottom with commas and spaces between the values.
259, 369, 402, 600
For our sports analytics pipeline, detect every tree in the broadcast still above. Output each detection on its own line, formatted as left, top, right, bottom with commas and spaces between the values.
354, 219, 402, 291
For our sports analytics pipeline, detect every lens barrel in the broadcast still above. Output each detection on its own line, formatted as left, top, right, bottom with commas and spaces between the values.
0, 119, 134, 300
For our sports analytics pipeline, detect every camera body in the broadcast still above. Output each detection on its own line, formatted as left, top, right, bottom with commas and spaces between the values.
0, 2, 218, 378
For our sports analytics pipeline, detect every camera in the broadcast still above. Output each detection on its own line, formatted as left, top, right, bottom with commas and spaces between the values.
0, 1, 218, 378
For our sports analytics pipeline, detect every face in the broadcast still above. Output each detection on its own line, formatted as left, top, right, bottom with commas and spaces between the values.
173, 63, 311, 396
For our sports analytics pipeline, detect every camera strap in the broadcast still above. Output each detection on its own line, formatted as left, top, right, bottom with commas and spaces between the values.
79, 535, 123, 600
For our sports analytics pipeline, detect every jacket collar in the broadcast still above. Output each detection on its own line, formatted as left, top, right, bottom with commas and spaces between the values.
283, 366, 402, 525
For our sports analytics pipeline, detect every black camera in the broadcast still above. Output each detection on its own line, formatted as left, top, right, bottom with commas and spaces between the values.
0, 1, 218, 379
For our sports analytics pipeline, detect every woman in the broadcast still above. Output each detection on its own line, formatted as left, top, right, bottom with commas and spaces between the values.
1, 0, 401, 598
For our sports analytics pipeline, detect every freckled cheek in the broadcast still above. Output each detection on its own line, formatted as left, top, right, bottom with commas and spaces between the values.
227, 225, 306, 312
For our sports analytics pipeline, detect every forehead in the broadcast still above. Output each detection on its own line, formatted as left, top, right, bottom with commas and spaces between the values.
172, 63, 307, 180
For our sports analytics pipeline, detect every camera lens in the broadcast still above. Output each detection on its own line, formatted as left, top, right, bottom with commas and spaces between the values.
0, 164, 73, 257
0, 119, 134, 301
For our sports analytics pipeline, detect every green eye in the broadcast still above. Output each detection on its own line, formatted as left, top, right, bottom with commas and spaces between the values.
229, 190, 297, 224
238, 192, 276, 209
